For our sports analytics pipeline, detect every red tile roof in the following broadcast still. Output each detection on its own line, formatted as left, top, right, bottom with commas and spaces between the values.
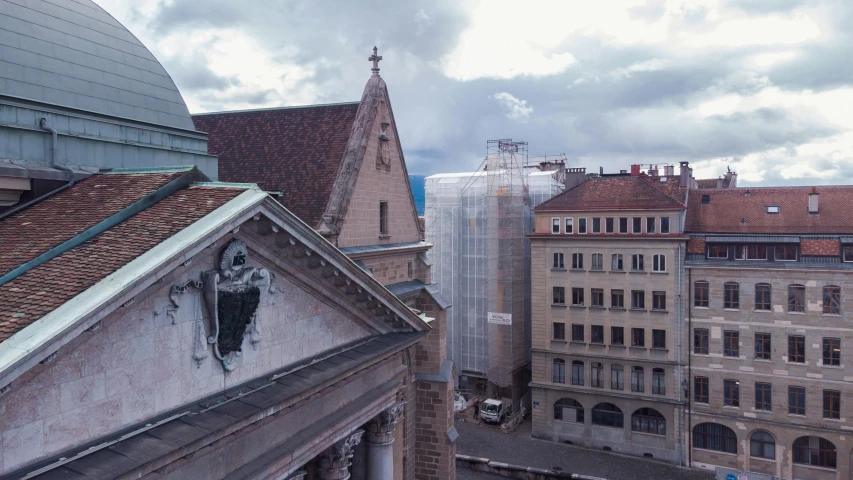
192, 103, 360, 227
536, 175, 686, 211
685, 186, 853, 234
0, 172, 184, 276
0, 185, 244, 342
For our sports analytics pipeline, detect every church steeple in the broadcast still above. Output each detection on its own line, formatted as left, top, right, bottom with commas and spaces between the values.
368, 46, 382, 77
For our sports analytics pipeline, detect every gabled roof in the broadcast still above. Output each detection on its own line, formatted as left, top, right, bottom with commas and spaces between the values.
192, 103, 360, 227
686, 186, 853, 234
535, 174, 686, 211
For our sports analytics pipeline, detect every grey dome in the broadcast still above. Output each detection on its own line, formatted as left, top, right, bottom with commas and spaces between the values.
0, 0, 195, 130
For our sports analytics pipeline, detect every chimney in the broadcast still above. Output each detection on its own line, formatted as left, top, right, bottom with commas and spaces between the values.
630, 164, 641, 176
679, 162, 690, 187
564, 168, 587, 190
649, 165, 659, 177
664, 165, 674, 176
809, 188, 819, 214
716, 176, 723, 189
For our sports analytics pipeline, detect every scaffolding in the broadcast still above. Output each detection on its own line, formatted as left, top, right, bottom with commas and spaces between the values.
425, 140, 563, 401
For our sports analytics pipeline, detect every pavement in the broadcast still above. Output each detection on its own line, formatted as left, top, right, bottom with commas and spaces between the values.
455, 416, 715, 480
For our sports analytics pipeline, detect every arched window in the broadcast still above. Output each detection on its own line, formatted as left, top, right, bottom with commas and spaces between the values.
592, 403, 623, 428
652, 368, 665, 395
750, 431, 775, 459
554, 398, 584, 423
793, 436, 837, 468
724, 282, 740, 309
823, 285, 841, 314
591, 362, 603, 388
611, 364, 624, 390
693, 423, 737, 454
631, 366, 644, 392
571, 361, 584, 385
553, 359, 565, 383
631, 408, 665, 435
788, 284, 805, 312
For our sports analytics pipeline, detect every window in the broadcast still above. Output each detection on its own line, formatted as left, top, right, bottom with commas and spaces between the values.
707, 244, 727, 259
652, 329, 666, 349
572, 253, 584, 269
578, 217, 587, 234
724, 282, 740, 309
755, 333, 771, 360
765, 206, 780, 214
775, 245, 797, 261
631, 366, 645, 392
571, 361, 584, 385
632, 217, 642, 233
552, 252, 564, 269
631, 290, 645, 310
407, 260, 414, 280
823, 338, 841, 366
750, 431, 775, 459
723, 379, 740, 407
553, 322, 565, 341
591, 253, 603, 271
844, 245, 853, 262
591, 362, 603, 387
788, 335, 805, 363
694, 328, 709, 354
652, 254, 666, 272
652, 291, 666, 311
646, 217, 656, 234
789, 386, 806, 415
611, 289, 624, 309
694, 377, 709, 403
755, 283, 771, 311
591, 289, 604, 308
611, 253, 624, 271
736, 245, 767, 260
631, 254, 644, 271
793, 436, 836, 468
551, 218, 561, 234
823, 285, 841, 314
564, 217, 573, 234
788, 284, 805, 312
554, 398, 584, 423
591, 325, 604, 344
823, 390, 840, 419
611, 327, 624, 346
632, 408, 665, 435
379, 202, 388, 235
605, 217, 614, 233
693, 423, 737, 454
571, 288, 584, 306
660, 217, 670, 234
619, 217, 628, 233
723, 331, 739, 357
755, 383, 772, 411
592, 217, 601, 233
553, 286, 565, 305
592, 403, 623, 428
652, 368, 665, 395
611, 364, 624, 390
694, 281, 709, 307
553, 359, 566, 383
571, 324, 584, 342
631, 328, 645, 347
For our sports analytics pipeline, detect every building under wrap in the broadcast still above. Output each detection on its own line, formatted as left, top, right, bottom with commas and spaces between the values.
425, 140, 565, 404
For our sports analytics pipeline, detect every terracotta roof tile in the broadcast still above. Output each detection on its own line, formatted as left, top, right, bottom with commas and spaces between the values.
0, 172, 183, 276
192, 103, 359, 227
0, 185, 244, 343
686, 186, 853, 234
536, 175, 686, 211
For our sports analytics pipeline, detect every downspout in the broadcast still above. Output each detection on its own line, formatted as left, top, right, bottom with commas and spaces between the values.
676, 241, 684, 467
687, 266, 693, 467
0, 118, 77, 221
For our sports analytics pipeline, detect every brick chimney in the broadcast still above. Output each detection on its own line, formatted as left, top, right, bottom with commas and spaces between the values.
679, 162, 690, 187
630, 164, 641, 176
809, 188, 819, 214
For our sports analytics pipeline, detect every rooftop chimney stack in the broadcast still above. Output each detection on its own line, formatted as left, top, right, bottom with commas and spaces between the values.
716, 176, 723, 189
630, 164, 641, 176
679, 162, 690, 187
809, 188, 819, 214
664, 165, 674, 176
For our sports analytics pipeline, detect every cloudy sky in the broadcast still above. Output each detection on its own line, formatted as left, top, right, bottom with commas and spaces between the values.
100, 0, 853, 185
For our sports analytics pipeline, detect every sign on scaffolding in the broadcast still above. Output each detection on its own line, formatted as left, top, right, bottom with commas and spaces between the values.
487, 312, 512, 325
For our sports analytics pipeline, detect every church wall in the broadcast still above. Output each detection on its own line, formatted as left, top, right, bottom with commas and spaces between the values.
336, 99, 421, 248
0, 237, 368, 473
359, 252, 428, 286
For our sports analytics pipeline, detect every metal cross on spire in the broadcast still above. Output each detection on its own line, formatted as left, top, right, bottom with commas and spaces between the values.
369, 46, 382, 76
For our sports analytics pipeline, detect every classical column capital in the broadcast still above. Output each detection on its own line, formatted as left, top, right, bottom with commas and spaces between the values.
317, 429, 365, 480
365, 402, 406, 445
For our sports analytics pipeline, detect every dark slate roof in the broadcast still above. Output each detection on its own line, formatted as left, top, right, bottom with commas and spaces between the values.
535, 175, 686, 211
685, 186, 853, 234
339, 241, 432, 257
8, 332, 423, 480
192, 103, 360, 227
386, 280, 451, 310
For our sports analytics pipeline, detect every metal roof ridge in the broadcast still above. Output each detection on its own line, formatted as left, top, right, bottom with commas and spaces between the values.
101, 165, 195, 174
191, 101, 361, 116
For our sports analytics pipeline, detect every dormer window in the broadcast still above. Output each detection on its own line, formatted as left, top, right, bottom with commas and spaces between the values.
765, 206, 780, 214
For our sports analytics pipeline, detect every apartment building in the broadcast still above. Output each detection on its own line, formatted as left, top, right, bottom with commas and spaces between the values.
530, 165, 692, 464
686, 186, 853, 479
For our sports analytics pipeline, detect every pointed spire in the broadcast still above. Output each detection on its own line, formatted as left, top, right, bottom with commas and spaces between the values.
368, 46, 382, 76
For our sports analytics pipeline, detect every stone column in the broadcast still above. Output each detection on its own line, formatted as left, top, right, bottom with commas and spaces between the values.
317, 430, 365, 480
364, 403, 406, 480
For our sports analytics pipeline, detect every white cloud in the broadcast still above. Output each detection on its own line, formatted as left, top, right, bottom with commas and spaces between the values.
493, 92, 533, 121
